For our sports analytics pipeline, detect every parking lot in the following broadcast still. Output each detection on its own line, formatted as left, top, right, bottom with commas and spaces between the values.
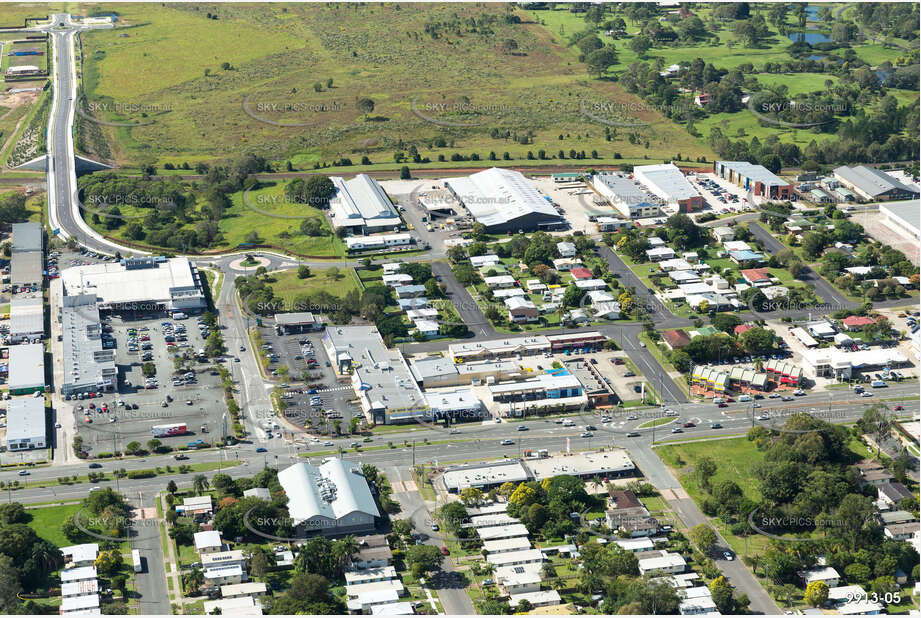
689, 172, 757, 216
253, 325, 360, 437
74, 313, 228, 456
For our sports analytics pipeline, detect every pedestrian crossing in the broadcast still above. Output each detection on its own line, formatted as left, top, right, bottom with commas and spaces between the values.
317, 385, 351, 393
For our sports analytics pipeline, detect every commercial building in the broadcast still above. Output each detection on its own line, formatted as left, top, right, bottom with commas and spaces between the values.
8, 342, 45, 394
563, 358, 617, 407
423, 388, 485, 422
60, 295, 117, 396
277, 459, 380, 536
323, 325, 427, 424
801, 347, 908, 380
61, 256, 205, 313
713, 161, 793, 200
833, 166, 920, 201
445, 168, 565, 233
345, 233, 414, 252
9, 295, 44, 343
633, 164, 702, 212
442, 460, 530, 493
5, 397, 46, 450
10, 222, 43, 292
489, 373, 586, 415
591, 173, 662, 219
274, 312, 320, 334
328, 174, 401, 234
525, 449, 635, 481
879, 200, 920, 239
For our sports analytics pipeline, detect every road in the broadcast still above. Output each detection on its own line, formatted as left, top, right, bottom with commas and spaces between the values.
44, 14, 123, 255
746, 221, 854, 312
130, 491, 170, 615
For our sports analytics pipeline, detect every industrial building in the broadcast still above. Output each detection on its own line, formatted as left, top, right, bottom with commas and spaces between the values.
879, 200, 920, 239
833, 166, 920, 201
713, 161, 793, 200
445, 168, 565, 233
60, 294, 117, 395
10, 221, 43, 292
8, 343, 45, 394
277, 459, 380, 536
5, 397, 46, 450
591, 172, 662, 219
9, 295, 44, 343
322, 325, 428, 424
328, 174, 401, 234
345, 233, 413, 252
61, 256, 205, 313
633, 164, 702, 212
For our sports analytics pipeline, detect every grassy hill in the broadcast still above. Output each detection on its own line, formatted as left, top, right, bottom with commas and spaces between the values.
78, 3, 709, 169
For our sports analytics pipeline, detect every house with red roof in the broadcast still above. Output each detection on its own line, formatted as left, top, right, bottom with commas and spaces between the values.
841, 315, 876, 331
734, 324, 753, 336
740, 268, 772, 286
662, 329, 691, 350
569, 267, 593, 280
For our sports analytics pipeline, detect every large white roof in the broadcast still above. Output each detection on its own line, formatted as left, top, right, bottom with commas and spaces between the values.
446, 168, 561, 227
330, 174, 400, 227
634, 163, 700, 202
61, 257, 202, 308
278, 459, 380, 526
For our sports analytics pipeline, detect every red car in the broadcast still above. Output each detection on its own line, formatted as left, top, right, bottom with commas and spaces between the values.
682, 422, 696, 428
440, 546, 450, 556
717, 403, 728, 408
894, 405, 904, 411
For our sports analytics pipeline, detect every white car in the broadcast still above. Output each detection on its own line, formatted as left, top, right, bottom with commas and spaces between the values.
757, 414, 770, 421
861, 391, 873, 397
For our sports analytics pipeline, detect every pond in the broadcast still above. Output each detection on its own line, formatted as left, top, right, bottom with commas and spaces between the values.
788, 31, 832, 44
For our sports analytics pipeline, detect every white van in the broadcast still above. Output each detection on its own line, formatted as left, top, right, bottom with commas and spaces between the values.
739, 395, 752, 402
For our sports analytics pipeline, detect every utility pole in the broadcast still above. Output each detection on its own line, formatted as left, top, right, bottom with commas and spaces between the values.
412, 440, 416, 467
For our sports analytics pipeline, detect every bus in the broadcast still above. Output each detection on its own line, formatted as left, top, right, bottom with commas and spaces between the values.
132, 549, 142, 573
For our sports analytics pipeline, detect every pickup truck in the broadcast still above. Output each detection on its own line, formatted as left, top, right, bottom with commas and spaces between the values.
187, 440, 204, 448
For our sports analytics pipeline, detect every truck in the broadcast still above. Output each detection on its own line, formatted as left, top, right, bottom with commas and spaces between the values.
173, 312, 188, 320
187, 439, 205, 448
151, 423, 187, 438
132, 549, 142, 573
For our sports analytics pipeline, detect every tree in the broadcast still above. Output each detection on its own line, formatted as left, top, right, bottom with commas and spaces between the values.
297, 265, 311, 279
326, 266, 341, 281
405, 544, 443, 573
0, 557, 24, 615
630, 34, 652, 56
709, 576, 735, 614
695, 456, 718, 491
192, 474, 209, 496
690, 523, 717, 555
585, 46, 618, 77
146, 438, 162, 453
399, 166, 411, 180
459, 487, 483, 506
95, 550, 123, 576
740, 327, 775, 354
250, 550, 270, 578
712, 313, 741, 334
804, 581, 829, 607
356, 97, 375, 119
182, 567, 204, 596
0, 503, 28, 525
166, 480, 178, 494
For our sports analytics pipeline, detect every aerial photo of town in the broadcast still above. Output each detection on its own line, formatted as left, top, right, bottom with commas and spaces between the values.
0, 2, 917, 616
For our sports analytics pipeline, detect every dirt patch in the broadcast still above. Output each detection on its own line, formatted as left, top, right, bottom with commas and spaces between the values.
0, 87, 40, 112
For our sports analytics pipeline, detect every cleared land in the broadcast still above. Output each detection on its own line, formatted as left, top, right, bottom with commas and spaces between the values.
79, 3, 707, 169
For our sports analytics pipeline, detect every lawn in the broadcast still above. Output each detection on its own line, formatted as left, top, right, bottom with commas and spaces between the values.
267, 267, 361, 307
79, 3, 708, 169
656, 436, 766, 505
219, 182, 346, 257
26, 503, 83, 548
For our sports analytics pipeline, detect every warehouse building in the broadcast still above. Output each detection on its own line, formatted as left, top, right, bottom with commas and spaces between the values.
633, 164, 702, 212
61, 256, 205, 313
322, 325, 428, 424
60, 295, 117, 395
833, 166, 920, 201
713, 161, 793, 200
879, 200, 920, 240
277, 459, 380, 537
5, 397, 46, 450
10, 222, 43, 292
9, 295, 44, 343
328, 174, 401, 234
9, 343, 45, 394
591, 172, 662, 219
445, 168, 565, 233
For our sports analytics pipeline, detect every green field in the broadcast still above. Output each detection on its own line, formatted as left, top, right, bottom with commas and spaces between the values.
79, 3, 708, 169
267, 266, 361, 306
657, 437, 766, 504
26, 503, 83, 548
